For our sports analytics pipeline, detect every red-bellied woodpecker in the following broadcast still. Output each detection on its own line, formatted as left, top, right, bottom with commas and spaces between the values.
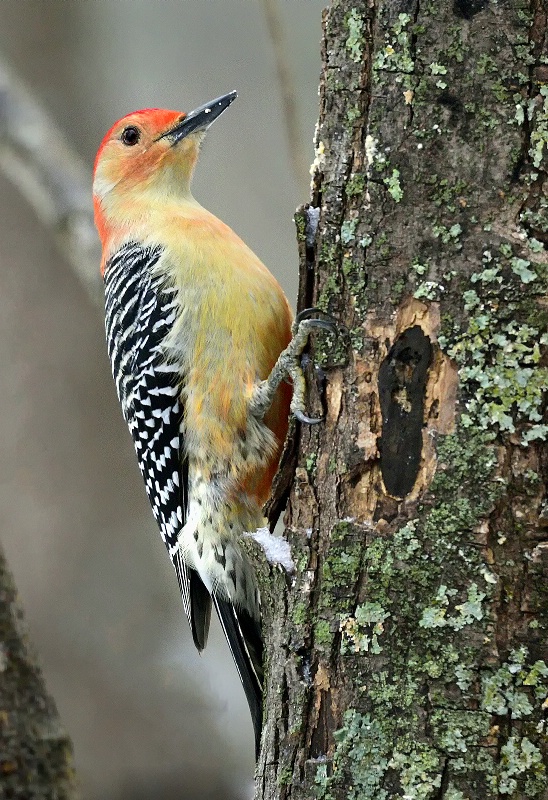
93, 92, 331, 756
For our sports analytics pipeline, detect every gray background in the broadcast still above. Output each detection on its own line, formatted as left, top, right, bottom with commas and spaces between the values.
0, 2, 324, 799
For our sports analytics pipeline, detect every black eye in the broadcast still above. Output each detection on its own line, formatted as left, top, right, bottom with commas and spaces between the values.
121, 126, 140, 146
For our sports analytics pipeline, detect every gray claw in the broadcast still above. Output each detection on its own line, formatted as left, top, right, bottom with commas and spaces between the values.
304, 318, 337, 333
296, 307, 338, 326
296, 307, 322, 323
294, 409, 323, 425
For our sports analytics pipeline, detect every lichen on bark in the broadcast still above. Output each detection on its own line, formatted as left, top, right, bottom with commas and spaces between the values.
256, 1, 548, 799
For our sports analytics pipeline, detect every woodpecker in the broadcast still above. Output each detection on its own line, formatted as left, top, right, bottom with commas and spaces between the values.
93, 92, 329, 756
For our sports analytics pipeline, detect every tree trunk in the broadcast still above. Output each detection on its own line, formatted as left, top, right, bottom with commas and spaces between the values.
256, 1, 548, 798
0, 542, 76, 798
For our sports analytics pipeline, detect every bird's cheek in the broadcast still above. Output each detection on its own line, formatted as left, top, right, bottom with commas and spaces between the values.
93, 158, 121, 199
127, 150, 161, 183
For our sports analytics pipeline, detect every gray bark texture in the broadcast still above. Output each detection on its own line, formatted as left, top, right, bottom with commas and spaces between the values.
0, 542, 76, 798
255, 1, 548, 798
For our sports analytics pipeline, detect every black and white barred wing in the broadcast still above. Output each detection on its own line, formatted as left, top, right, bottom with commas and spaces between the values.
104, 242, 191, 621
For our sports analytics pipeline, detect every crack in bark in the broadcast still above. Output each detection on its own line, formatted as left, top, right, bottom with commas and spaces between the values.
433, 756, 450, 799
517, 0, 548, 237
406, 0, 422, 129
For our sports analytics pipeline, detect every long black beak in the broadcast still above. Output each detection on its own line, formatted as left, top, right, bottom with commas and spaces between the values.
161, 91, 237, 144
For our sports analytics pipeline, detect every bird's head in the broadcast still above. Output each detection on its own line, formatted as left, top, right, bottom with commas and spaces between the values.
93, 91, 237, 246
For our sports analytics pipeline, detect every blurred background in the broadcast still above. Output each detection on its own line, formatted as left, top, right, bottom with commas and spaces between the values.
0, 2, 324, 798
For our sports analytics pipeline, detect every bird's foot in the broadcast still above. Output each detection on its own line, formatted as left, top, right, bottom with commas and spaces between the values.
250, 308, 337, 424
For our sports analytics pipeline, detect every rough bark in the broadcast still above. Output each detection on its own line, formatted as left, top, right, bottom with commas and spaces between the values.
255, 1, 548, 798
0, 542, 76, 798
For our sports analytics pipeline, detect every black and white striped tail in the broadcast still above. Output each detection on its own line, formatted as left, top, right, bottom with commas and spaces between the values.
214, 596, 264, 758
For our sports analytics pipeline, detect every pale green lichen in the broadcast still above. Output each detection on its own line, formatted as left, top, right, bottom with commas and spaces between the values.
292, 600, 307, 627
305, 452, 317, 476
315, 619, 333, 646
476, 52, 499, 75
510, 256, 537, 283
346, 104, 361, 125
431, 707, 491, 756
432, 222, 463, 248
426, 176, 469, 211
346, 173, 366, 198
340, 602, 390, 654
373, 13, 414, 79
411, 260, 429, 276
482, 648, 548, 718
314, 428, 505, 799
528, 237, 544, 253
317, 243, 343, 314
345, 9, 364, 63
277, 766, 293, 787
444, 788, 469, 800
419, 583, 486, 631
384, 168, 404, 201
521, 196, 548, 238
495, 737, 545, 796
429, 62, 447, 75
313, 522, 365, 653
389, 746, 443, 798
341, 219, 358, 244
529, 85, 548, 169
455, 664, 474, 691
315, 711, 390, 800
414, 280, 444, 300
438, 246, 548, 442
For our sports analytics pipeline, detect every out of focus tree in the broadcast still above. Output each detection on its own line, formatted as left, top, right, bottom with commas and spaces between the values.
0, 543, 75, 798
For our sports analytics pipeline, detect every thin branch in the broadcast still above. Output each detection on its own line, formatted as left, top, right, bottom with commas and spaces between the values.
0, 55, 102, 307
261, 0, 311, 191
